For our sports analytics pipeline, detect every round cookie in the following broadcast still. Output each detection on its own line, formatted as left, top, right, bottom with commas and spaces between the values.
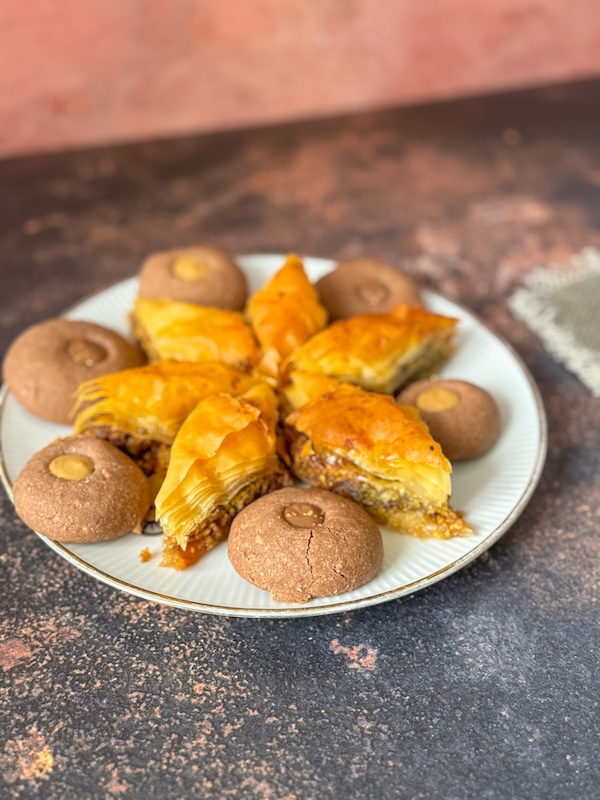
397, 378, 501, 461
315, 258, 421, 320
137, 244, 248, 309
3, 319, 145, 425
228, 487, 383, 603
12, 436, 152, 543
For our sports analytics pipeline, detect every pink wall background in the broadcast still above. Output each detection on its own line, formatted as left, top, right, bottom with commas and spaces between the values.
2, 0, 600, 158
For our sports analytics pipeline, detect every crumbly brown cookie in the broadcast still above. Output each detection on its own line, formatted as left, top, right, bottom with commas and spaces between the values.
228, 487, 383, 603
12, 436, 152, 543
397, 378, 502, 461
315, 258, 421, 320
137, 245, 248, 309
3, 319, 144, 424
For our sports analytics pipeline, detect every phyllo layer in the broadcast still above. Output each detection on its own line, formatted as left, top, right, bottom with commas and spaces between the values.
284, 381, 471, 539
246, 253, 328, 380
157, 382, 293, 569
132, 297, 259, 371
72, 360, 264, 475
284, 303, 457, 393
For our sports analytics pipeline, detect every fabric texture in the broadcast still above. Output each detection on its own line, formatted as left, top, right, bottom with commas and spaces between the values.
510, 247, 600, 397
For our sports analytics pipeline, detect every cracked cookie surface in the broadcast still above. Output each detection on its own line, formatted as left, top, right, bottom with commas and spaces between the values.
227, 486, 383, 603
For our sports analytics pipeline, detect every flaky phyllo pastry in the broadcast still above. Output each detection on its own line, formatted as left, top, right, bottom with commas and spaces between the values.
246, 254, 328, 381
282, 373, 471, 539
72, 360, 262, 476
278, 370, 350, 417
284, 304, 458, 393
156, 382, 292, 570
132, 297, 259, 371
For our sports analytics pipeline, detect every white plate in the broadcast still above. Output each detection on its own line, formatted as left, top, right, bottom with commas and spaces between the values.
0, 254, 547, 618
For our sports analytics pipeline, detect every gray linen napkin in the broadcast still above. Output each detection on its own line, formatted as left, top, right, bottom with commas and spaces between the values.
509, 247, 600, 397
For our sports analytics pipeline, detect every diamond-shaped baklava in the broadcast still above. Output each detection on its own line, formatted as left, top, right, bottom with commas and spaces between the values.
72, 360, 263, 476
132, 297, 259, 371
282, 374, 471, 539
283, 303, 458, 394
246, 253, 328, 381
156, 382, 293, 570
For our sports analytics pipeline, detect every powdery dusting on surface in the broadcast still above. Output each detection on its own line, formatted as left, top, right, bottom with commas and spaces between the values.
329, 639, 378, 673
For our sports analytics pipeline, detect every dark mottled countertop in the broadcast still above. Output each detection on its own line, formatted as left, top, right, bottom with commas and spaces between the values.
1, 79, 599, 800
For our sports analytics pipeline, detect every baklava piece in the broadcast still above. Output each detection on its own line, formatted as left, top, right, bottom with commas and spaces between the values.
156, 382, 293, 570
246, 253, 328, 381
278, 370, 350, 417
283, 376, 471, 539
72, 360, 263, 477
131, 297, 259, 371
284, 304, 458, 394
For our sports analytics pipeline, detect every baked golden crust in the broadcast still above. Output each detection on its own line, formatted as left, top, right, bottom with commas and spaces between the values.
283, 303, 458, 393
156, 382, 293, 569
283, 383, 471, 539
132, 297, 259, 371
72, 360, 263, 457
246, 254, 328, 380
279, 370, 355, 416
